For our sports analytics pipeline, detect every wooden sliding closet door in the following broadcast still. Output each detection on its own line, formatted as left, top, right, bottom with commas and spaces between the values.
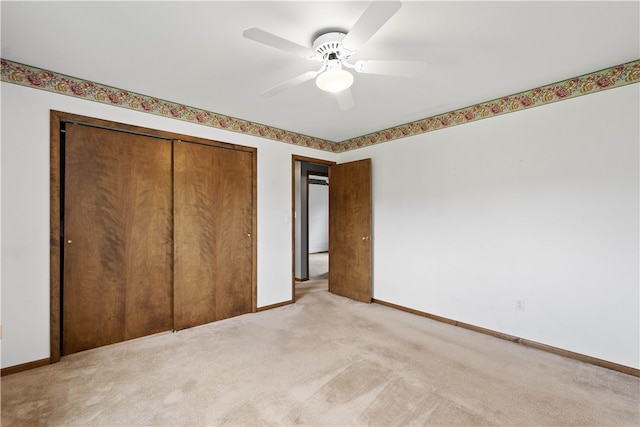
173, 141, 254, 330
63, 124, 173, 355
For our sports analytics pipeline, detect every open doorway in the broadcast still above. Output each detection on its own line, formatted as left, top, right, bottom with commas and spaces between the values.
292, 155, 373, 304
308, 174, 329, 280
292, 156, 335, 301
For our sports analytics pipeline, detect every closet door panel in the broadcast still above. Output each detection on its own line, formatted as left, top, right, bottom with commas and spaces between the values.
122, 138, 174, 341
173, 141, 253, 330
63, 124, 173, 355
173, 141, 218, 330
211, 148, 253, 321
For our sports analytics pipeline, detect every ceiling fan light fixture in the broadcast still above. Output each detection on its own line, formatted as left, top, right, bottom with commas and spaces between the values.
315, 68, 354, 93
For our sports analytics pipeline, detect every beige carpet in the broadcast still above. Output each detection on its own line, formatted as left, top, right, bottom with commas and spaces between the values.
2, 253, 639, 426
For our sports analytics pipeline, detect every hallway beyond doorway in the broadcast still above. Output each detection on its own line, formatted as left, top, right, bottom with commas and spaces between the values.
309, 252, 328, 280
296, 252, 328, 298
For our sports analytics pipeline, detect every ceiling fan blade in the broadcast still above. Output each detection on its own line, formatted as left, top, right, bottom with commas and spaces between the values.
335, 88, 355, 111
261, 71, 319, 97
341, 1, 402, 53
355, 60, 427, 77
243, 28, 317, 59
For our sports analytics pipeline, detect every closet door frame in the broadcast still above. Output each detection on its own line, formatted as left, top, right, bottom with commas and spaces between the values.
50, 110, 257, 363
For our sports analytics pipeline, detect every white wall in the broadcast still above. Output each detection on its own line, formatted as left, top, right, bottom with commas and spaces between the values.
0, 82, 336, 368
2, 80, 638, 370
338, 85, 640, 369
308, 180, 329, 253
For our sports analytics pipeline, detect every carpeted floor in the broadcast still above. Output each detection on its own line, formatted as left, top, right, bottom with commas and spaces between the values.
2, 253, 639, 426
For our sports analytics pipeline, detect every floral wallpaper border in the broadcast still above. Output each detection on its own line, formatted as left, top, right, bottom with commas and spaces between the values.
344, 60, 640, 152
0, 59, 337, 152
2, 58, 638, 153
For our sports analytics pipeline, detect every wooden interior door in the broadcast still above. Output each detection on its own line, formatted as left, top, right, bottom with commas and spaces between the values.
173, 141, 254, 330
63, 124, 173, 355
329, 158, 372, 303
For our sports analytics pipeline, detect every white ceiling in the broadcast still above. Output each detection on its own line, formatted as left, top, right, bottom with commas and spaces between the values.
2, 1, 639, 142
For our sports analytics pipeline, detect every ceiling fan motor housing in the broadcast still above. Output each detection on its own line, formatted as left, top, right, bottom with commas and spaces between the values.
312, 32, 352, 61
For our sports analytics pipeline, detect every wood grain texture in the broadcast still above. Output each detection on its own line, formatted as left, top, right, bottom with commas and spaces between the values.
50, 111, 62, 363
52, 112, 257, 359
63, 124, 173, 355
329, 159, 372, 303
173, 141, 253, 330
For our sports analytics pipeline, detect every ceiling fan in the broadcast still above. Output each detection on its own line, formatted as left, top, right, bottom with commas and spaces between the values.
242, 1, 427, 110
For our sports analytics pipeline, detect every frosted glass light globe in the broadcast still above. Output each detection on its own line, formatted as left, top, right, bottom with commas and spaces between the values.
316, 69, 354, 93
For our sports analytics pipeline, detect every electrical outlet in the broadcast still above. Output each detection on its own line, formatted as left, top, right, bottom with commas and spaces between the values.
515, 299, 525, 311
